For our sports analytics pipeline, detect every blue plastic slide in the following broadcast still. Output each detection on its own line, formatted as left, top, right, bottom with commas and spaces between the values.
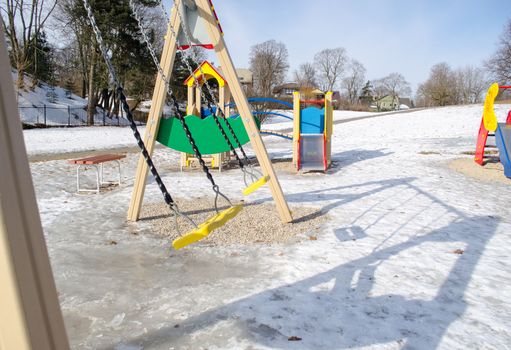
496, 123, 511, 178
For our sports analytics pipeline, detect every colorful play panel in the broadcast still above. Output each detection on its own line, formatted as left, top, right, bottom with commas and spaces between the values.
474, 83, 511, 179
293, 92, 333, 172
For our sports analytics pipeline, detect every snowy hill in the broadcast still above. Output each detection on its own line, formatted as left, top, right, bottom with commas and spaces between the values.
13, 70, 131, 126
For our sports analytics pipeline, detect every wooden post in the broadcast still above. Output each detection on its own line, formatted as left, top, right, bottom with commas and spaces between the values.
325, 91, 333, 167
292, 91, 301, 167
128, 2, 182, 221
195, 85, 202, 114
219, 85, 225, 113
187, 85, 194, 115
195, 0, 292, 223
0, 25, 69, 350
224, 86, 231, 117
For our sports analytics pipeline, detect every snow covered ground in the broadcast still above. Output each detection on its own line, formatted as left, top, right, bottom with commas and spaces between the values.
24, 126, 147, 156
26, 104, 511, 349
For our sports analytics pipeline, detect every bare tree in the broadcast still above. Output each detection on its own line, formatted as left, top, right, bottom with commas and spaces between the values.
249, 39, 289, 96
1, 0, 57, 89
373, 72, 411, 110
419, 63, 457, 106
342, 59, 366, 104
294, 62, 316, 89
455, 65, 488, 104
485, 19, 511, 84
314, 47, 347, 91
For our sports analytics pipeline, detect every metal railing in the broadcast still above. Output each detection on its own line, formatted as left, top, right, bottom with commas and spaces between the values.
19, 105, 128, 127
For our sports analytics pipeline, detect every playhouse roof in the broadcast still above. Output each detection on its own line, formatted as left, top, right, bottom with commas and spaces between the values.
184, 61, 227, 87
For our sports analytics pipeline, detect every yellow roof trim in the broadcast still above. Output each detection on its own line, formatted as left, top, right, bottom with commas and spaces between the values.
184, 60, 227, 87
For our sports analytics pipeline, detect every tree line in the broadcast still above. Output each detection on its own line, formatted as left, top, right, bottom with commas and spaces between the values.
1, 1, 511, 121
1, 0, 205, 124
249, 40, 411, 110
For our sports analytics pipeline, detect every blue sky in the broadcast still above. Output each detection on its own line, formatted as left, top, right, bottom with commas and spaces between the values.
167, 0, 511, 93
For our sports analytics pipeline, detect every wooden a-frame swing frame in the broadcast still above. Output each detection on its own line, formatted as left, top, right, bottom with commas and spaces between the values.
127, 0, 293, 224
0, 24, 69, 349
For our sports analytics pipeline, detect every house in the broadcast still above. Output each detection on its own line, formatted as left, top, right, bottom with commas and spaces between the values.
215, 66, 253, 93
310, 89, 325, 100
375, 95, 399, 111
273, 83, 300, 97
235, 68, 253, 93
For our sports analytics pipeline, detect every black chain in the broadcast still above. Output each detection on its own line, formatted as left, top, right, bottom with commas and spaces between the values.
170, 96, 217, 189
203, 100, 246, 169
211, 101, 252, 166
117, 88, 174, 206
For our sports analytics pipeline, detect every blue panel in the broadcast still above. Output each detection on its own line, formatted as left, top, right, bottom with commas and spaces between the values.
300, 107, 324, 134
496, 123, 511, 178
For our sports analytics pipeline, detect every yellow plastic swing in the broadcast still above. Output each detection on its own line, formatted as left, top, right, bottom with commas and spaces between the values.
172, 204, 243, 250
242, 175, 270, 196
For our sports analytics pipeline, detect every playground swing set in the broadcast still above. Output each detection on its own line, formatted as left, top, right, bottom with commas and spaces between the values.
0, 1, 336, 346
0, 1, 297, 347
126, 0, 298, 249
474, 83, 511, 179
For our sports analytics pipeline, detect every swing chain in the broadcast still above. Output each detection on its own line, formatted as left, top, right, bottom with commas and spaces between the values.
129, 0, 233, 213
130, 1, 231, 210
83, 0, 198, 230
167, 1, 262, 183
166, 4, 246, 166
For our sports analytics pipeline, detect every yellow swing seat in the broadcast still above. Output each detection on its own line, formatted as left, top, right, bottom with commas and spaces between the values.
172, 204, 243, 250
242, 175, 270, 196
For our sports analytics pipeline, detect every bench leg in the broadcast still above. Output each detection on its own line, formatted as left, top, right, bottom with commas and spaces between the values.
115, 160, 122, 185
75, 160, 122, 194
76, 165, 100, 194
76, 165, 81, 192
94, 165, 100, 194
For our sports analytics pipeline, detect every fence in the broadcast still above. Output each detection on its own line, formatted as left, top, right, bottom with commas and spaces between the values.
18, 105, 130, 127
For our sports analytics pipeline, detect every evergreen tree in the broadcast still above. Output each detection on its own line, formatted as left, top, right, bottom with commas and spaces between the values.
26, 31, 55, 85
359, 80, 374, 105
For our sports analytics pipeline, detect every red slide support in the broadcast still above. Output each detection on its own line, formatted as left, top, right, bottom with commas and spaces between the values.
474, 119, 489, 165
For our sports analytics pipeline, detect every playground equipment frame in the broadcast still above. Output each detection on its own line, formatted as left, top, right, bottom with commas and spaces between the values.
127, 0, 292, 223
0, 24, 69, 349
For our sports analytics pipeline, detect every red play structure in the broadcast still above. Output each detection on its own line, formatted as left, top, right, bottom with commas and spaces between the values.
474, 85, 511, 165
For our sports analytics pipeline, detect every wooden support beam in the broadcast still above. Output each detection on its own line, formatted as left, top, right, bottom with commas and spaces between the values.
224, 87, 231, 117
0, 25, 69, 350
195, 85, 202, 114
195, 0, 292, 223
128, 2, 182, 221
219, 85, 225, 114
187, 85, 194, 115
292, 91, 301, 167
325, 91, 333, 166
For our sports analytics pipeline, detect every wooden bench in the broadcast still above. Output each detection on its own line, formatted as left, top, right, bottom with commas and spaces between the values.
69, 154, 126, 193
